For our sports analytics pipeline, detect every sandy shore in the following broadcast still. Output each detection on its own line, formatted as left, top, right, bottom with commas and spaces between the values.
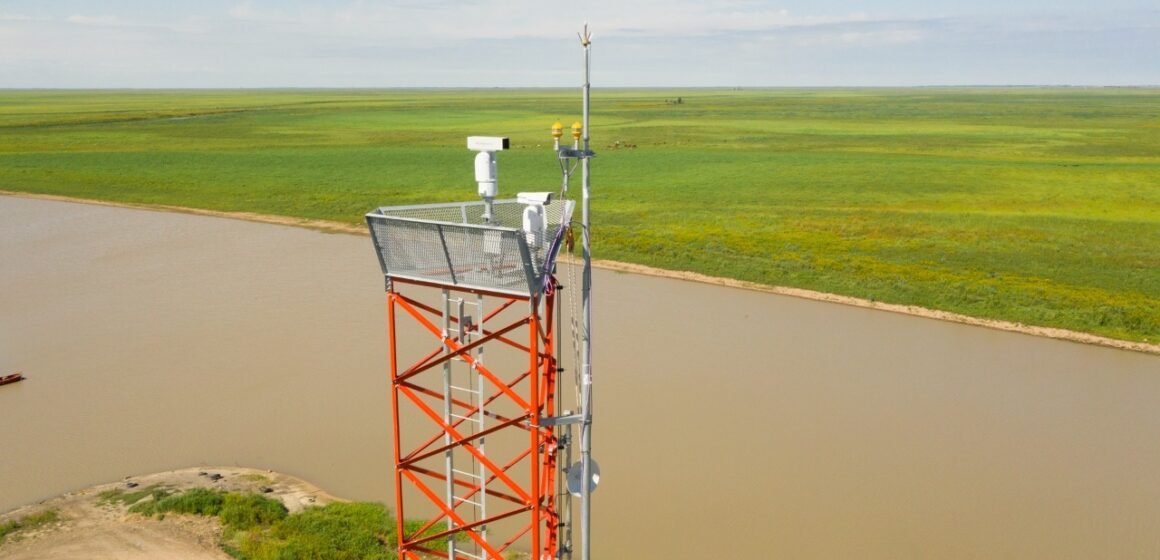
2, 190, 1156, 356
0, 467, 340, 560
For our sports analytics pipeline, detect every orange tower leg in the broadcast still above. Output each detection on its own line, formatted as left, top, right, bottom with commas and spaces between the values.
386, 277, 558, 560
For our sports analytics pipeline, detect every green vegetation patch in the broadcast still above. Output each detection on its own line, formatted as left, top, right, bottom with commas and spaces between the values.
1, 88, 1157, 342
130, 487, 228, 517
227, 502, 393, 560
99, 484, 172, 507
118, 486, 448, 560
0, 509, 61, 544
219, 493, 289, 531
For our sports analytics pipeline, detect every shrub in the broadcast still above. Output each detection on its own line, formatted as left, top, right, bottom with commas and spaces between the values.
132, 487, 225, 517
220, 493, 287, 530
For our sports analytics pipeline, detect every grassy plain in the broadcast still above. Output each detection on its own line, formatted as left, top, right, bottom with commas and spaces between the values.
0, 88, 1157, 342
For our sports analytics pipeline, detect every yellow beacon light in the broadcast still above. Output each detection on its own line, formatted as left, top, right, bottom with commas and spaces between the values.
551, 121, 564, 140
571, 121, 583, 140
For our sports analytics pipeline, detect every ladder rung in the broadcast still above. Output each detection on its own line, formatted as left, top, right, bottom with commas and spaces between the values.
452, 468, 482, 480
452, 550, 484, 560
449, 385, 478, 392
454, 497, 482, 508
450, 414, 482, 423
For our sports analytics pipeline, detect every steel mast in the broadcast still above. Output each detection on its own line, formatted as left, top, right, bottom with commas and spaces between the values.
577, 23, 595, 560
555, 24, 597, 560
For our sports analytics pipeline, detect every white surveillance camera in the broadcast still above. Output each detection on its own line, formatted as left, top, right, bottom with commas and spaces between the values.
467, 136, 510, 152
517, 192, 553, 205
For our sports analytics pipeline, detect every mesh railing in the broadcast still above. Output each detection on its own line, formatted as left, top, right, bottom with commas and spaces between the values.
367, 199, 574, 296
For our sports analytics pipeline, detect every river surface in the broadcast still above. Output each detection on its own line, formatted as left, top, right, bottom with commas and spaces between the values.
2, 195, 1159, 558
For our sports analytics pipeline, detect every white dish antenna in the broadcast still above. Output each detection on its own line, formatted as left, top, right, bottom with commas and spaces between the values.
567, 459, 601, 497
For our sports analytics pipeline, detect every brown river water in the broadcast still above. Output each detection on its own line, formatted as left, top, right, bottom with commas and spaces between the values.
2, 195, 1159, 558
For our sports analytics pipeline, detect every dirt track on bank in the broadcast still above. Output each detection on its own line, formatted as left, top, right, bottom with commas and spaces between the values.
0, 467, 338, 560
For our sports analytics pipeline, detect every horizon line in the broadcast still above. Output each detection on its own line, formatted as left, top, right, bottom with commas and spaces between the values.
2, 84, 1159, 91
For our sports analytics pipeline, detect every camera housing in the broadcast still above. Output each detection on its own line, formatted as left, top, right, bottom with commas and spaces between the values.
517, 192, 553, 205
467, 136, 510, 152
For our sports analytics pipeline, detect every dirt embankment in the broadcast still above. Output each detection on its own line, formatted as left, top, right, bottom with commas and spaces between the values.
583, 258, 1160, 355
2, 190, 1156, 356
0, 467, 339, 560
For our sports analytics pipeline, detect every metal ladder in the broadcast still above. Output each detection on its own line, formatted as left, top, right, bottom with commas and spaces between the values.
443, 292, 488, 559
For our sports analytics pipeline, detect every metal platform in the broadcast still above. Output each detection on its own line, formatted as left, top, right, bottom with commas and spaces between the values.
367, 199, 574, 297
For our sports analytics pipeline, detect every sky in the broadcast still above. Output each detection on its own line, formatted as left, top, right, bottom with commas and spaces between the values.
0, 0, 1157, 88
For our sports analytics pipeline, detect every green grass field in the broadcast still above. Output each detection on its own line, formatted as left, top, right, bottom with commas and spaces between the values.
1, 88, 1157, 343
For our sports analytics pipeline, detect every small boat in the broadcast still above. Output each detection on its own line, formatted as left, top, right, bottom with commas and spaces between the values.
0, 372, 25, 387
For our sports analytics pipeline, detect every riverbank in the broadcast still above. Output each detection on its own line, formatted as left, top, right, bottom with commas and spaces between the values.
4, 88, 1158, 343
0, 467, 339, 560
3, 190, 1156, 356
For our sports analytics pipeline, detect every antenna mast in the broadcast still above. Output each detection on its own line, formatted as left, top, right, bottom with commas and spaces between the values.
577, 23, 596, 560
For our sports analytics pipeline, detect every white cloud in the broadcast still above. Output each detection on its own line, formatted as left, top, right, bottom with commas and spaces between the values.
227, 2, 255, 20
212, 0, 878, 43
0, 1, 1156, 87
66, 14, 124, 26
786, 23, 928, 47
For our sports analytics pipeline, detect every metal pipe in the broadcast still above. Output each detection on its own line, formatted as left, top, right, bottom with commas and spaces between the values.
476, 292, 488, 547
578, 26, 594, 560
441, 289, 457, 559
556, 276, 572, 559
